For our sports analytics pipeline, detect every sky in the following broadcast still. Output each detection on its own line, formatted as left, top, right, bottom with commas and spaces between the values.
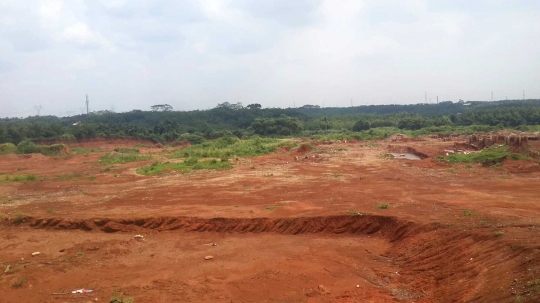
1, 0, 539, 117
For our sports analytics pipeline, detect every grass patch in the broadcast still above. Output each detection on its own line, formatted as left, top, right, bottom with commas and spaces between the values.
88, 175, 96, 181
13, 212, 27, 224
331, 173, 341, 178
265, 206, 279, 211
47, 208, 56, 214
110, 288, 134, 303
448, 168, 456, 174
57, 172, 81, 180
376, 203, 389, 209
137, 158, 231, 175
443, 145, 529, 166
0, 143, 17, 155
0, 212, 6, 217
462, 209, 476, 216
493, 231, 504, 237
1, 174, 38, 183
72, 147, 102, 155
528, 278, 540, 293
170, 136, 297, 159
100, 153, 152, 165
11, 277, 25, 288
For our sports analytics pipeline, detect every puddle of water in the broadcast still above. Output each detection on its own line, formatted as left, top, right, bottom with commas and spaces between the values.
389, 153, 422, 160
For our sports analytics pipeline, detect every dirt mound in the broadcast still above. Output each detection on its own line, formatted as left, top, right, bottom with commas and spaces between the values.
501, 159, 540, 173
295, 144, 313, 154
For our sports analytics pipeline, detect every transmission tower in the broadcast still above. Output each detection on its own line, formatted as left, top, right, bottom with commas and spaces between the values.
34, 105, 42, 116
86, 94, 89, 115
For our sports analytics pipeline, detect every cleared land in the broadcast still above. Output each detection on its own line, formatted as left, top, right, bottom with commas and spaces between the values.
1, 136, 540, 302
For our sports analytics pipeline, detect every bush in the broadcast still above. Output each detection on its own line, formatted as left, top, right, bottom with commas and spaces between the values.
352, 120, 371, 131
0, 143, 17, 155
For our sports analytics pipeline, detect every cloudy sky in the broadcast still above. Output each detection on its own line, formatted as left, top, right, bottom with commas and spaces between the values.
1, 0, 539, 117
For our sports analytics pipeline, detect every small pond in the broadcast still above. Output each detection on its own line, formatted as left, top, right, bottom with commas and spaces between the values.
389, 153, 422, 160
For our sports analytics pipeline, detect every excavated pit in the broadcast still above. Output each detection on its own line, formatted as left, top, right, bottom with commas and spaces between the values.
4, 214, 537, 302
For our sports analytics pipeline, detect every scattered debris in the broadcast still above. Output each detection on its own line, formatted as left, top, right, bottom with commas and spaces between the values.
72, 289, 93, 294
203, 242, 218, 246
204, 255, 214, 260
31, 252, 40, 256
356, 285, 360, 288
134, 234, 144, 239
4, 264, 10, 273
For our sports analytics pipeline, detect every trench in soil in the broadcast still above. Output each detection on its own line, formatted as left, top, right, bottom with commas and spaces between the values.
4, 214, 536, 302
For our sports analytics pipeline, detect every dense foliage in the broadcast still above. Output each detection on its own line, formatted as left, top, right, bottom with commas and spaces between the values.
1, 99, 540, 144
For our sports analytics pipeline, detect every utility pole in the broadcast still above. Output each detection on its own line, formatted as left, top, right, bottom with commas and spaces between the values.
34, 105, 42, 116
350, 98, 353, 107
425, 92, 427, 103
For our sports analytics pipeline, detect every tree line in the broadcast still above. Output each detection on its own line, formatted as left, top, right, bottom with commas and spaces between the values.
1, 100, 540, 144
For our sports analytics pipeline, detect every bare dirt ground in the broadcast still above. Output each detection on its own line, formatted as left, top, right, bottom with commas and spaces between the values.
1, 137, 540, 302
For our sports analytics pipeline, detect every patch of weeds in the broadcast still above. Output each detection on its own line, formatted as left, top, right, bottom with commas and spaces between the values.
0, 198, 13, 205
331, 174, 341, 178
77, 251, 84, 257
493, 231, 504, 238
47, 208, 56, 214
263, 173, 274, 177
528, 278, 540, 293
104, 166, 111, 172
2, 174, 38, 183
110, 288, 134, 303
515, 294, 523, 303
462, 209, 476, 216
114, 174, 119, 178
0, 212, 6, 217
100, 153, 151, 165
88, 175, 96, 181
13, 212, 27, 224
500, 175, 512, 179
265, 206, 279, 211
137, 157, 231, 175
57, 172, 80, 181
448, 168, 456, 174
376, 203, 389, 209
82, 190, 88, 195
510, 243, 524, 250
72, 147, 102, 155
443, 145, 529, 165
11, 277, 25, 288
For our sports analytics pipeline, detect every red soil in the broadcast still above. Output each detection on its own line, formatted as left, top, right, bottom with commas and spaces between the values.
1, 137, 540, 302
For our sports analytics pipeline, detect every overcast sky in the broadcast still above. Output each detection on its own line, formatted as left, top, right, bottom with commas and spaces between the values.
1, 0, 539, 117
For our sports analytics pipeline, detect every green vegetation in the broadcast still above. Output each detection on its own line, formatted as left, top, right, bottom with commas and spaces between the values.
77, 251, 84, 257
528, 278, 540, 293
376, 203, 389, 209
88, 175, 96, 181
1, 174, 38, 182
57, 172, 80, 180
110, 288, 135, 303
100, 153, 152, 165
493, 231, 504, 237
72, 147, 102, 154
11, 277, 25, 288
3, 100, 540, 145
442, 145, 529, 165
137, 158, 231, 175
47, 208, 56, 214
13, 212, 27, 224
15, 141, 69, 156
0, 143, 17, 155
463, 209, 476, 216
265, 206, 279, 211
171, 137, 296, 159
0, 212, 6, 217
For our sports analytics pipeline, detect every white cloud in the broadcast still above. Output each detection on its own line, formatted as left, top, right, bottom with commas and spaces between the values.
60, 23, 108, 48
